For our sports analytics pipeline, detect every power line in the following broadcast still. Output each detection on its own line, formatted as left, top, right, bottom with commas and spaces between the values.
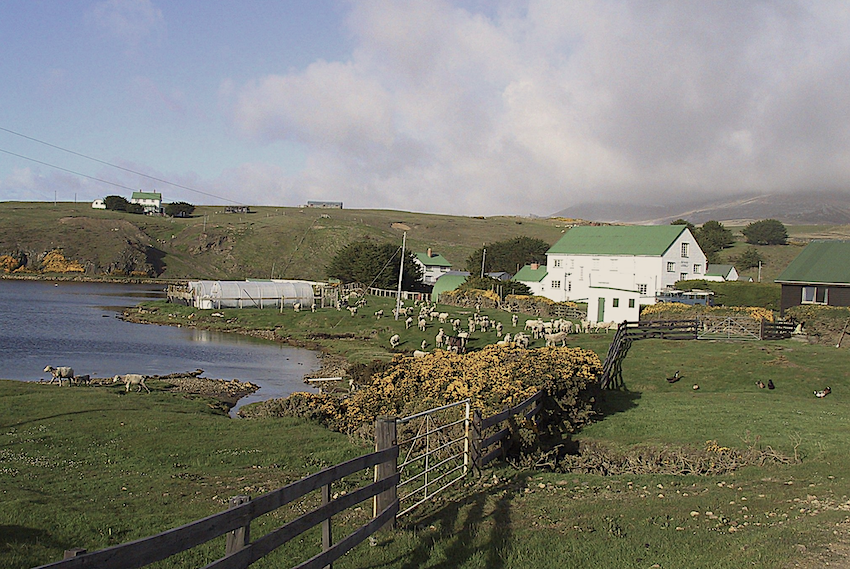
0, 147, 137, 192
0, 125, 243, 205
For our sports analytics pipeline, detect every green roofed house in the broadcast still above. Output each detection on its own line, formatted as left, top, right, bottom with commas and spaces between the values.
512, 263, 548, 296
130, 191, 163, 214
704, 264, 739, 282
775, 240, 850, 315
540, 225, 707, 321
413, 248, 453, 285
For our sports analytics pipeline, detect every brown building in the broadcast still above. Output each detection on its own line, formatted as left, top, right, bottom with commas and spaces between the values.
775, 240, 850, 315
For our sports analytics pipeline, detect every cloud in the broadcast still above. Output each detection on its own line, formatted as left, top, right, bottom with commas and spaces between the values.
227, 0, 850, 215
87, 0, 165, 50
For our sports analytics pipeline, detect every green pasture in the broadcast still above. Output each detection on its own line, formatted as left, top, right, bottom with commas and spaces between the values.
4, 322, 850, 567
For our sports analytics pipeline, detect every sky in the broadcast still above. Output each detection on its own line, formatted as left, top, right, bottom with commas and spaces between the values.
1, 0, 849, 216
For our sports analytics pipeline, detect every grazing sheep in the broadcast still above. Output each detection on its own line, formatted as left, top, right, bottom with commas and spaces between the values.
413, 350, 428, 358
311, 303, 317, 313
44, 365, 74, 386
418, 317, 427, 332
405, 316, 414, 329
375, 310, 384, 319
389, 334, 401, 349
348, 306, 358, 317
544, 332, 569, 347
511, 314, 518, 327
113, 374, 150, 393
495, 322, 503, 337
438, 312, 449, 323
815, 387, 831, 398
421, 339, 428, 350
75, 374, 91, 385
514, 332, 530, 349
435, 328, 446, 349
293, 302, 302, 313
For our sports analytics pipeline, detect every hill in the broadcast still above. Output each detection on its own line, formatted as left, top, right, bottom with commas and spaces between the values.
0, 202, 572, 281
554, 191, 850, 225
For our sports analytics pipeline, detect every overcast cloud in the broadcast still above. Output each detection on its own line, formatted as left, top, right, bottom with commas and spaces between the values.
228, 0, 850, 214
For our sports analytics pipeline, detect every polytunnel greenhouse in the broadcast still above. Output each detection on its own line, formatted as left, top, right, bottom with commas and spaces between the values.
186, 280, 315, 309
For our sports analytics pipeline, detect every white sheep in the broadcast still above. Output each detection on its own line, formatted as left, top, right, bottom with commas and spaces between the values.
545, 331, 569, 347
438, 312, 449, 323
405, 316, 414, 329
113, 374, 150, 393
413, 350, 428, 358
44, 365, 75, 386
435, 328, 446, 349
511, 314, 518, 327
418, 317, 427, 332
293, 302, 302, 312
375, 310, 384, 319
311, 303, 317, 313
389, 334, 401, 349
421, 339, 428, 350
348, 306, 358, 317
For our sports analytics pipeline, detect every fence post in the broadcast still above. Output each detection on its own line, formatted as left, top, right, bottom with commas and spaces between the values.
225, 495, 251, 556
471, 409, 483, 471
322, 483, 333, 569
373, 416, 397, 531
64, 549, 86, 559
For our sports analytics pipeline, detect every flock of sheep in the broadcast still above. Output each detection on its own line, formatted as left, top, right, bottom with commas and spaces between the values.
42, 365, 150, 393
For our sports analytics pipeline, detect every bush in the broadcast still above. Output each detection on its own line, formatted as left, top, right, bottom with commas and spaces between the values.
164, 202, 195, 217
736, 247, 764, 270
742, 219, 788, 245
676, 279, 779, 310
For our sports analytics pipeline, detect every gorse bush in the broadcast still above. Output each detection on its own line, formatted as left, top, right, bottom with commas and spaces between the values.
241, 346, 603, 439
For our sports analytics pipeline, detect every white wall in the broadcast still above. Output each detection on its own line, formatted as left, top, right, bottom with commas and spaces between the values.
586, 289, 641, 323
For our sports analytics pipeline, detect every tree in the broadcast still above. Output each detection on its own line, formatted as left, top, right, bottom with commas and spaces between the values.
742, 219, 787, 245
695, 220, 735, 262
104, 195, 143, 214
164, 202, 195, 217
326, 240, 423, 290
736, 247, 764, 270
464, 236, 550, 276
670, 219, 696, 233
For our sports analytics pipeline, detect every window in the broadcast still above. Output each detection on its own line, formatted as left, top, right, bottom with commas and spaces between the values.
551, 280, 561, 289
553, 259, 561, 268
612, 298, 619, 308
610, 258, 618, 272
667, 262, 675, 272
680, 273, 688, 281
802, 287, 828, 304
592, 258, 600, 271
681, 243, 689, 257
579, 267, 584, 281
693, 264, 701, 274
638, 284, 648, 294
567, 281, 572, 292
628, 299, 635, 308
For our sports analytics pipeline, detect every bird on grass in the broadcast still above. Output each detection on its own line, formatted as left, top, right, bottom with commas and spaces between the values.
666, 370, 681, 383
815, 387, 831, 398
756, 380, 766, 389
767, 379, 775, 390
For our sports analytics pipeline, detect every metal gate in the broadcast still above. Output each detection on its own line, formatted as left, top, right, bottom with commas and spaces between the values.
697, 316, 761, 340
396, 399, 471, 518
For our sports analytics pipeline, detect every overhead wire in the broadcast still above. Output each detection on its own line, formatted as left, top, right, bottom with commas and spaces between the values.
0, 125, 243, 205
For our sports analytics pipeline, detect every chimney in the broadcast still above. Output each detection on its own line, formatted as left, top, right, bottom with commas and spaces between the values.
530, 263, 539, 270
427, 248, 433, 257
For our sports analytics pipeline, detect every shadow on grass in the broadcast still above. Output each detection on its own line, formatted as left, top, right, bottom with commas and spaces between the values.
0, 524, 65, 554
375, 474, 530, 569
596, 388, 642, 418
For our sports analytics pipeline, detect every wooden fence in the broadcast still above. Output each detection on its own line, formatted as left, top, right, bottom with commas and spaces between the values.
38, 393, 544, 569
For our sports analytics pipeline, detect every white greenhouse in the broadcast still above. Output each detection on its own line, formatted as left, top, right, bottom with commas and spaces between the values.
186, 280, 315, 310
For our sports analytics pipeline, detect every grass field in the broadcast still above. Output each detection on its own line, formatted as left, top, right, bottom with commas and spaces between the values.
4, 327, 850, 568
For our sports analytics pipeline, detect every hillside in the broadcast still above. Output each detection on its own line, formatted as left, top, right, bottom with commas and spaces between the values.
0, 202, 572, 281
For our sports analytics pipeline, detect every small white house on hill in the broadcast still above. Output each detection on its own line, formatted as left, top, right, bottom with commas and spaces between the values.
513, 225, 707, 321
414, 249, 453, 285
131, 191, 162, 214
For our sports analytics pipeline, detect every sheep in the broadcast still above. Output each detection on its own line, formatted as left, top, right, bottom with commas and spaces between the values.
348, 306, 358, 317
389, 334, 401, 349
405, 316, 414, 329
514, 332, 530, 349
44, 365, 74, 386
311, 303, 317, 313
418, 317, 427, 332
544, 331, 569, 347
421, 339, 428, 350
511, 314, 519, 327
113, 374, 150, 393
374, 310, 384, 319
438, 312, 449, 324
495, 322, 504, 336
435, 328, 446, 349
293, 302, 302, 313
413, 350, 428, 358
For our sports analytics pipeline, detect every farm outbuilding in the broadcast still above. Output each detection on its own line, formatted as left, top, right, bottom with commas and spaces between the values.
187, 280, 315, 310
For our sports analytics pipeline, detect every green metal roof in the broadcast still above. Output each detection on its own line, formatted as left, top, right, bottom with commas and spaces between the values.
706, 264, 734, 277
512, 264, 548, 283
132, 191, 162, 200
430, 273, 468, 302
547, 225, 687, 256
415, 252, 452, 268
775, 241, 850, 285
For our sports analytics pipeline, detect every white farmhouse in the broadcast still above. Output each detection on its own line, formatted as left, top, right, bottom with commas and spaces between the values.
130, 191, 163, 214
515, 225, 707, 321
510, 263, 547, 296
413, 249, 453, 285
704, 264, 739, 282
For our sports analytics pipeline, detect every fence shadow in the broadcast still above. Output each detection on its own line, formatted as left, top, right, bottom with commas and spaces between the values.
383, 474, 529, 569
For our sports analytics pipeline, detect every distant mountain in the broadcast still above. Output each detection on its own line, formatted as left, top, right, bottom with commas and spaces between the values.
552, 191, 850, 225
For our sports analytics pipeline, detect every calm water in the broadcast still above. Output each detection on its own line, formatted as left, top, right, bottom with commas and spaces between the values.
0, 279, 319, 414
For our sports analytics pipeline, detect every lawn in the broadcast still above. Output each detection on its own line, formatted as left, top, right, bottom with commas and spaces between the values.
4, 333, 850, 568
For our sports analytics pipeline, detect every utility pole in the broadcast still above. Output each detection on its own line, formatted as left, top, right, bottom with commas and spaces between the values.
758, 261, 762, 283
395, 232, 406, 320
480, 248, 486, 279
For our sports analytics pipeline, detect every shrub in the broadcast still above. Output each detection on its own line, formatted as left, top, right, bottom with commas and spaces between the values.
675, 279, 779, 310
40, 250, 84, 273
742, 219, 788, 245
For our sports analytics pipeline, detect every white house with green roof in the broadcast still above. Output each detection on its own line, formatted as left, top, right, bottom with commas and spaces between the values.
536, 225, 707, 310
130, 191, 162, 214
704, 264, 739, 282
414, 249, 453, 285
511, 263, 548, 296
